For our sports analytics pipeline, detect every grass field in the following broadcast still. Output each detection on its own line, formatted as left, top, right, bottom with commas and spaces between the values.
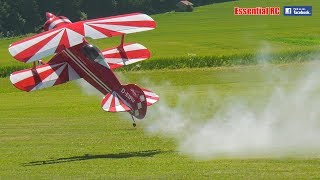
1, 65, 320, 179
1, 0, 320, 179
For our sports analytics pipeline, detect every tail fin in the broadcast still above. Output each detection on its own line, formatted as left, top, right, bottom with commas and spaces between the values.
101, 84, 147, 119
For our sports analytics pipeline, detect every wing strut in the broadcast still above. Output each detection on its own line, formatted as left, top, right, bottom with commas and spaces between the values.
119, 35, 129, 66
120, 34, 125, 47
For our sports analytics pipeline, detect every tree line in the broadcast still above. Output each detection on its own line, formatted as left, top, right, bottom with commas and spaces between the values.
0, 0, 230, 37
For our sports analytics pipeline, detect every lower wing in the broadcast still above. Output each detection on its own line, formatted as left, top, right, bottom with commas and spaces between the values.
102, 43, 150, 69
10, 53, 80, 92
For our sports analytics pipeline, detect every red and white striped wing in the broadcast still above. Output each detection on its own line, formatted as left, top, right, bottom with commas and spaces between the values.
9, 13, 156, 63
101, 92, 131, 112
84, 13, 156, 39
10, 62, 80, 92
8, 26, 84, 63
142, 88, 159, 106
102, 43, 150, 69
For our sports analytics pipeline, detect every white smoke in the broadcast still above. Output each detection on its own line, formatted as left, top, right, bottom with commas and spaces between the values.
75, 72, 130, 98
75, 79, 103, 98
74, 48, 320, 159
142, 47, 320, 159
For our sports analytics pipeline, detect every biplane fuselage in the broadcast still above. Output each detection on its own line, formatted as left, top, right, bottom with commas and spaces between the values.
61, 42, 121, 95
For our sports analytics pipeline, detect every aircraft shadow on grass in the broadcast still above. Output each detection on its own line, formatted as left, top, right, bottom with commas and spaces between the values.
23, 150, 171, 166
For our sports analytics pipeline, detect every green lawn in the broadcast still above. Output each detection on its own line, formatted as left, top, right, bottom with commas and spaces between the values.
1, 65, 320, 178
129, 0, 320, 58
1, 0, 320, 178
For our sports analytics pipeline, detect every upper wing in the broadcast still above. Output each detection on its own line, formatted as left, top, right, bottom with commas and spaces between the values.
8, 13, 156, 63
84, 13, 156, 39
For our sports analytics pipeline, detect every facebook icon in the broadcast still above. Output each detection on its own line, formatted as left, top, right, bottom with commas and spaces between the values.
284, 6, 312, 16
285, 8, 292, 15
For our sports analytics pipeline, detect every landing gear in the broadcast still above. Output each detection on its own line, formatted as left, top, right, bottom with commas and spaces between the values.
131, 115, 137, 127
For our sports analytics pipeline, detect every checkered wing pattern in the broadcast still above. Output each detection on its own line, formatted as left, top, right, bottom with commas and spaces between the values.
101, 84, 148, 119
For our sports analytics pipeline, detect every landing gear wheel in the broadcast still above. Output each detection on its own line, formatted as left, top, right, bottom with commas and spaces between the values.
131, 115, 137, 128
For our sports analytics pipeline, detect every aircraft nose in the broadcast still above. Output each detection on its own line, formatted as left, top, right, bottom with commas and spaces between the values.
46, 12, 56, 20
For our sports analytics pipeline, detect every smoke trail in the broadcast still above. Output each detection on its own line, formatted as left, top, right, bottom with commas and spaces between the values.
143, 63, 320, 158
75, 72, 128, 98
142, 46, 320, 158
75, 79, 103, 98
73, 49, 320, 158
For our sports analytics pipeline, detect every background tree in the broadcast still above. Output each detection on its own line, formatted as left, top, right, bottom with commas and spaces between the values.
0, 0, 227, 37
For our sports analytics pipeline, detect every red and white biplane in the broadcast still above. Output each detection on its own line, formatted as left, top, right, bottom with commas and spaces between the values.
8, 12, 159, 126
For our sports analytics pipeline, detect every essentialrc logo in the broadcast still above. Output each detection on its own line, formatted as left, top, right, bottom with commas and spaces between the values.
284, 6, 312, 16
234, 7, 280, 15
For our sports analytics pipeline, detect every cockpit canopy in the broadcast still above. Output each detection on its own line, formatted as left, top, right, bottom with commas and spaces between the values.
82, 44, 110, 68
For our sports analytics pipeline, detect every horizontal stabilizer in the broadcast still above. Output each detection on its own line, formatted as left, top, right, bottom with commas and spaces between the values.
102, 43, 150, 69
101, 92, 131, 112
10, 62, 80, 92
142, 88, 160, 106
